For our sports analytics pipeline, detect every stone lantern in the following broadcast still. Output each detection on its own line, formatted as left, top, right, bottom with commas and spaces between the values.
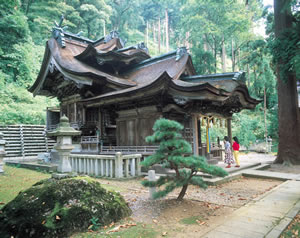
47, 115, 81, 173
0, 132, 6, 174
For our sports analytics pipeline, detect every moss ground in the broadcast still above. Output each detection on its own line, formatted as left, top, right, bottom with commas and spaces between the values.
72, 222, 158, 238
0, 166, 132, 238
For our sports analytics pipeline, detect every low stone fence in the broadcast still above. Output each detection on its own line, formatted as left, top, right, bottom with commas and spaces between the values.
69, 152, 142, 178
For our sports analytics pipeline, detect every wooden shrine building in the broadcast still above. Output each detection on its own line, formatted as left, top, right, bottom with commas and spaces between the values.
30, 19, 260, 163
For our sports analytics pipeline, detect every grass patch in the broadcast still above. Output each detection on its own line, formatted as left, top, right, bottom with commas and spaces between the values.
73, 222, 159, 238
97, 183, 127, 193
280, 213, 300, 238
180, 216, 204, 225
0, 165, 50, 208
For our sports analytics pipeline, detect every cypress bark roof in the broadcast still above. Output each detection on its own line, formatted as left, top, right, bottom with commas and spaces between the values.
29, 28, 260, 111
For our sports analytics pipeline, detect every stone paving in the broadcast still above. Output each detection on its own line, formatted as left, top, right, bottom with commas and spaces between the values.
200, 153, 300, 237
202, 180, 300, 238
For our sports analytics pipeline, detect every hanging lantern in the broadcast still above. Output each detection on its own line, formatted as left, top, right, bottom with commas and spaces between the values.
202, 117, 205, 126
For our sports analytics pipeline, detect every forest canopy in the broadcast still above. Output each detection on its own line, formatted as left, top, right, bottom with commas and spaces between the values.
0, 0, 280, 148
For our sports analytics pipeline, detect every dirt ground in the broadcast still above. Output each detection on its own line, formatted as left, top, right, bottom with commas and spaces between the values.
97, 176, 281, 237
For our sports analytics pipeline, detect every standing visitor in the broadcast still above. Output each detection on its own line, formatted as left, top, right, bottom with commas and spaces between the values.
232, 136, 240, 167
224, 136, 234, 168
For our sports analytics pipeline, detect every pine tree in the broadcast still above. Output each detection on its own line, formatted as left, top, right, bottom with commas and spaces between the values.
141, 118, 228, 201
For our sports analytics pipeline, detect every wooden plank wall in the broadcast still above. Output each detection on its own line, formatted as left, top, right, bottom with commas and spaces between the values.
0, 125, 56, 157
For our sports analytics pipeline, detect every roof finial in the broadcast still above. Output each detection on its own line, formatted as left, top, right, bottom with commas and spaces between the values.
52, 15, 66, 48
175, 47, 187, 61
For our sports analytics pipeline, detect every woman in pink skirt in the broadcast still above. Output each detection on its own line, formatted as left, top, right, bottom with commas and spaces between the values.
224, 136, 234, 168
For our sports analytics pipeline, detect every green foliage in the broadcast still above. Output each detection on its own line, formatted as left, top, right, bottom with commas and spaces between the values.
141, 118, 228, 200
191, 47, 215, 74
0, 82, 58, 124
0, 0, 279, 142
89, 217, 101, 231
232, 110, 266, 149
270, 28, 300, 81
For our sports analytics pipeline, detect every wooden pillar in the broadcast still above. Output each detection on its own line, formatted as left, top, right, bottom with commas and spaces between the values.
197, 117, 201, 148
227, 118, 232, 145
74, 102, 77, 123
206, 118, 210, 154
192, 114, 199, 155
82, 107, 86, 124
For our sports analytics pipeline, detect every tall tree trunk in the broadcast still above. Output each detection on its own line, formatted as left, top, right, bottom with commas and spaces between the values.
165, 8, 169, 52
231, 38, 235, 71
153, 23, 156, 43
185, 31, 190, 50
274, 0, 300, 164
146, 21, 149, 47
247, 63, 250, 88
264, 87, 268, 147
158, 18, 161, 53
214, 38, 217, 73
237, 48, 240, 71
203, 35, 209, 52
221, 36, 226, 72
162, 20, 165, 49
177, 184, 188, 201
103, 20, 106, 36
25, 0, 32, 15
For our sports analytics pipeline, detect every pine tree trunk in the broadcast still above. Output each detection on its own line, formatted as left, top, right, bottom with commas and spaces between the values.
177, 184, 188, 201
274, 0, 300, 165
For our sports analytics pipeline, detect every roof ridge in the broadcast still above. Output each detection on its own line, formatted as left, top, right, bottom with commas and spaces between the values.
123, 47, 188, 74
181, 71, 246, 82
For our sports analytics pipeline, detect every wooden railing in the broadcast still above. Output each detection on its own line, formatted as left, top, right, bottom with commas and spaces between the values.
100, 146, 159, 155
69, 152, 142, 178
81, 136, 98, 143
47, 122, 81, 131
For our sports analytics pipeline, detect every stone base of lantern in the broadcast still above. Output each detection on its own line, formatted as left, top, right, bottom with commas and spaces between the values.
0, 155, 5, 174
0, 163, 4, 174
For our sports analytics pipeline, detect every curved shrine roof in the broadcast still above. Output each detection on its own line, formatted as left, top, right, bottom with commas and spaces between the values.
29, 27, 260, 111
